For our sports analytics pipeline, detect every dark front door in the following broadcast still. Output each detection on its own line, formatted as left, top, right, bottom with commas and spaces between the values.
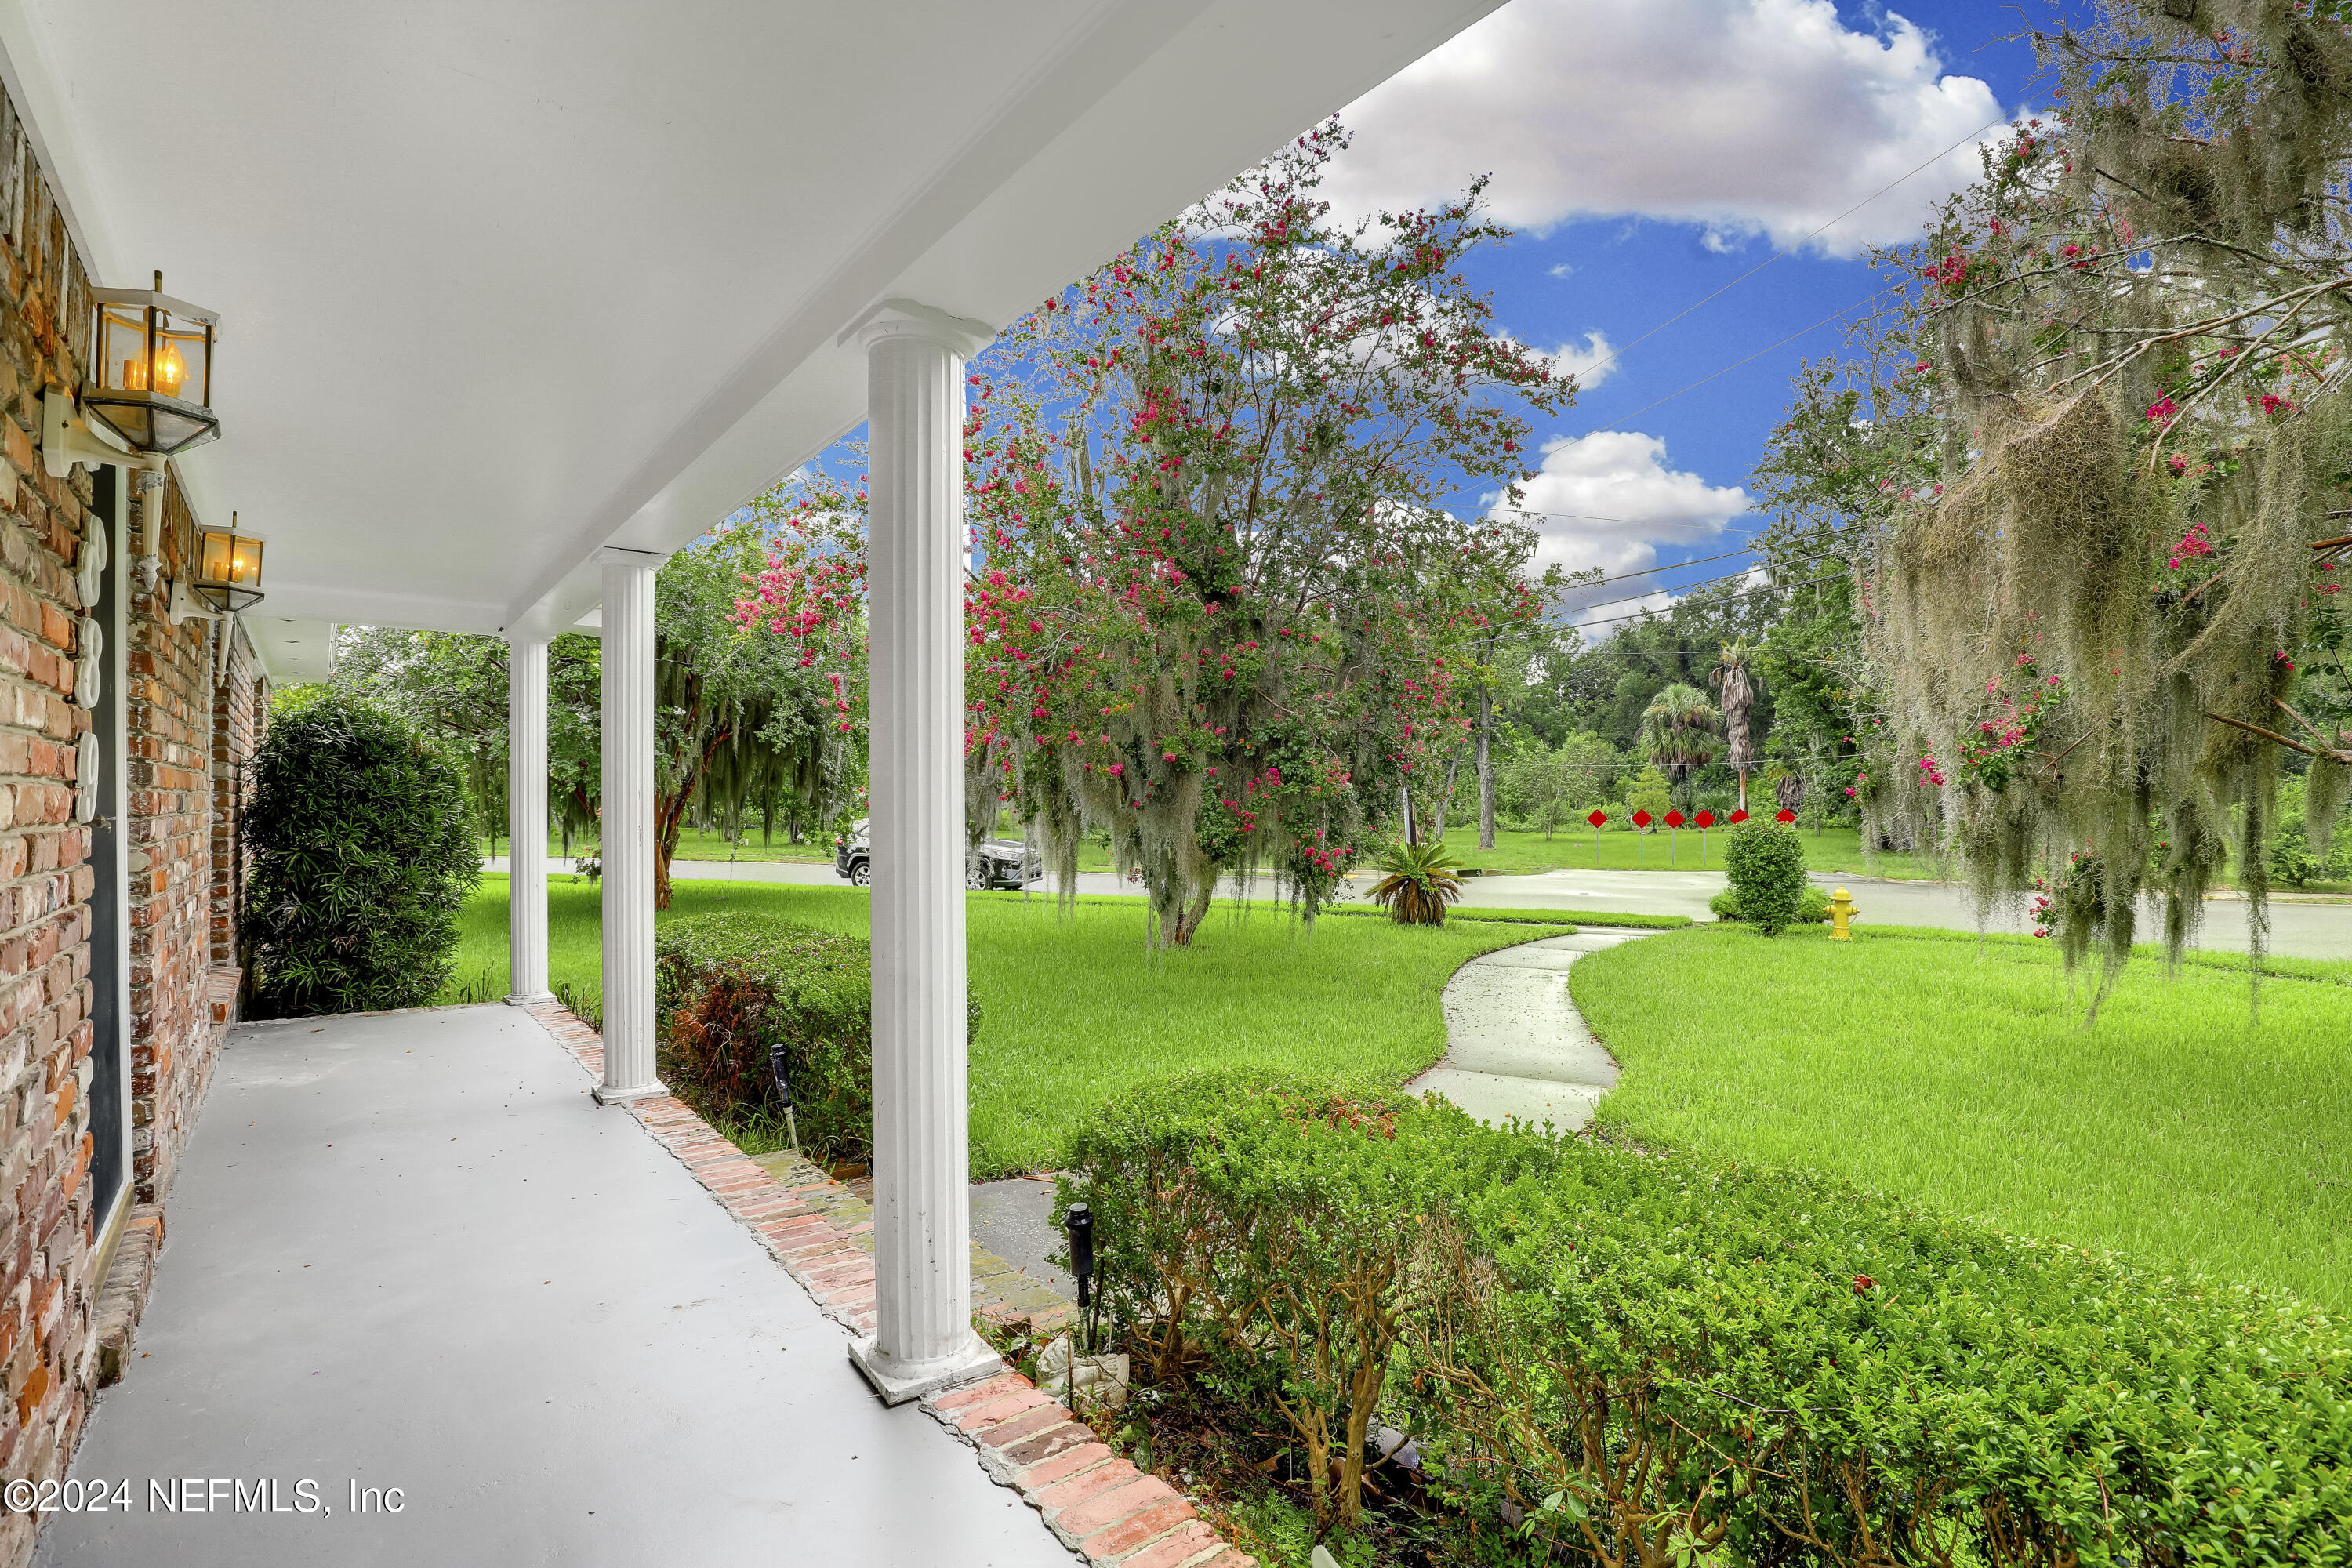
86, 466, 129, 1223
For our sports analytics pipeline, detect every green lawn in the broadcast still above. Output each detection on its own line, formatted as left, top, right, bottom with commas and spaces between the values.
487, 822, 1947, 880
1044, 823, 1941, 880
1441, 823, 1942, 879
445, 874, 1575, 1177
1570, 924, 2352, 1308
480, 826, 833, 864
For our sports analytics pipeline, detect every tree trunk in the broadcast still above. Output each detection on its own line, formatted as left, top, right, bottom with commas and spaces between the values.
1475, 689, 1496, 851
1430, 754, 1461, 842
654, 833, 674, 910
1737, 768, 1748, 814
1167, 879, 1215, 947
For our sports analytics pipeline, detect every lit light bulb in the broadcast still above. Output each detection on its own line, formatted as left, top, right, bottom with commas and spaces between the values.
154, 341, 187, 397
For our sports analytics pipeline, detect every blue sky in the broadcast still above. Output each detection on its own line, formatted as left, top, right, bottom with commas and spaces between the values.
800, 2, 2054, 625
1323, 0, 2054, 619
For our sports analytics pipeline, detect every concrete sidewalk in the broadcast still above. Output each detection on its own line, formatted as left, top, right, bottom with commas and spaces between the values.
1410, 929, 1659, 1131
35, 1006, 1069, 1568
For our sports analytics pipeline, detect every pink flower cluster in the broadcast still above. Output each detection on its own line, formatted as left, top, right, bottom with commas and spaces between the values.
2168, 522, 2213, 570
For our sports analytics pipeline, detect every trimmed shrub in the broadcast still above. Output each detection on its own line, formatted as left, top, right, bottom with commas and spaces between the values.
1710, 883, 1830, 924
1722, 816, 1806, 934
245, 691, 481, 1015
1059, 1071, 1534, 1530
1060, 1070, 2352, 1566
653, 912, 982, 1165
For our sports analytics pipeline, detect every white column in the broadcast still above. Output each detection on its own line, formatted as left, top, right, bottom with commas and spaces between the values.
594, 547, 667, 1105
846, 299, 997, 1403
504, 633, 554, 1005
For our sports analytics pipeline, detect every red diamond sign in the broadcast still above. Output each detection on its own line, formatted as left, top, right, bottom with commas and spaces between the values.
1694, 810, 1715, 828
1586, 809, 1607, 827
1730, 808, 1750, 822
1631, 810, 1652, 829
1664, 810, 1686, 829
1775, 808, 1796, 823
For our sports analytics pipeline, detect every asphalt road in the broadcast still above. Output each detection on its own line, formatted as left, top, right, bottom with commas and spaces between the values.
488, 855, 2352, 960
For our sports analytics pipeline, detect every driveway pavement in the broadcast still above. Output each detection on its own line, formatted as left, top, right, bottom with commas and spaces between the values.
488, 855, 2352, 960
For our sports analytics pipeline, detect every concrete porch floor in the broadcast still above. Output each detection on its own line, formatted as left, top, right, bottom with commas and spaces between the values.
34, 1004, 1070, 1568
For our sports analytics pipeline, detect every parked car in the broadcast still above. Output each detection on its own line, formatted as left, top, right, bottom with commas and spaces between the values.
834, 819, 1042, 891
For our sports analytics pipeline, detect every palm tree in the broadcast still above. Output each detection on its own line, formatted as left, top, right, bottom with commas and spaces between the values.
1636, 682, 1722, 810
1708, 642, 1760, 814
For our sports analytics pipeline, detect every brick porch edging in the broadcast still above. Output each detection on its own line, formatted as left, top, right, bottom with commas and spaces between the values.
514, 1000, 1253, 1568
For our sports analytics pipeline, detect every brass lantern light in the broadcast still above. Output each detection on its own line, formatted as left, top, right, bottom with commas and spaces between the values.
192, 516, 264, 612
169, 513, 264, 625
83, 271, 220, 456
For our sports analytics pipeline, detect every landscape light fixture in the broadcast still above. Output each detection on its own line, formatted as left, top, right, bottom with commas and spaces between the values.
1064, 1202, 1096, 1354
82, 272, 220, 457
767, 1041, 800, 1152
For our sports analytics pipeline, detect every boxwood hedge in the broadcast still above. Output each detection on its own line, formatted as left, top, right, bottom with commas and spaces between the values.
1058, 1070, 2351, 1562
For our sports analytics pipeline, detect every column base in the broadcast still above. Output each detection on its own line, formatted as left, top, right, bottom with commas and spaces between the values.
848, 1332, 1001, 1406
503, 993, 557, 1007
591, 1080, 666, 1106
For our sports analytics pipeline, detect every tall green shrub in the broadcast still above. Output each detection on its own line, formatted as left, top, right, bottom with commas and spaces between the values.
245, 691, 481, 1015
1723, 816, 1805, 934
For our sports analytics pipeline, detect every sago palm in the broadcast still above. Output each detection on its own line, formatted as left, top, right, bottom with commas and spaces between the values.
1370, 840, 1465, 926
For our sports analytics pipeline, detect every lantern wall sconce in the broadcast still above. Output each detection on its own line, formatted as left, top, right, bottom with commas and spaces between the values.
44, 271, 220, 483
82, 272, 219, 458
168, 514, 265, 626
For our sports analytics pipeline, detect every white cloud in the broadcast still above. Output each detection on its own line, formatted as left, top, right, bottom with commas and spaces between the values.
1549, 330, 1618, 390
1497, 430, 1749, 626
1328, 0, 2008, 256
1548, 262, 1574, 278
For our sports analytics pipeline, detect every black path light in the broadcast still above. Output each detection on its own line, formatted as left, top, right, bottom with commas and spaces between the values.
1064, 1201, 1095, 1354
1058, 1200, 1102, 1409
767, 1040, 800, 1152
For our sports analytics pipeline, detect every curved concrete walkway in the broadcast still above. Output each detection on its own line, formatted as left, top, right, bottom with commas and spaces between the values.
1408, 928, 1662, 1132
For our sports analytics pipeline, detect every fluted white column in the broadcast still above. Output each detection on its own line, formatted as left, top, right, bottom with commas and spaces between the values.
505, 633, 554, 1005
595, 547, 667, 1105
847, 299, 997, 1403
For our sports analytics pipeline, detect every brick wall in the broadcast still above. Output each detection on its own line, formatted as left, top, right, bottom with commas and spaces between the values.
207, 623, 263, 974
0, 81, 244, 1568
125, 523, 217, 1208
0, 89, 102, 1561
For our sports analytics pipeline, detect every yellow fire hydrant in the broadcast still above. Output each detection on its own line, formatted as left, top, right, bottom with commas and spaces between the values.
1828, 886, 1857, 941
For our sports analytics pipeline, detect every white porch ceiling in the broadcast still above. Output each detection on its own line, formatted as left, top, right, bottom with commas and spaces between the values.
0, 0, 1498, 645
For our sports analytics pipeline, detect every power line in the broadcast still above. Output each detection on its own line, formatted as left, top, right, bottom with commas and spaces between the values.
1559, 545, 1846, 614
1547, 541, 1773, 590
1592, 286, 1898, 434
1491, 507, 1764, 529
1570, 570, 1849, 632
1570, 113, 2010, 386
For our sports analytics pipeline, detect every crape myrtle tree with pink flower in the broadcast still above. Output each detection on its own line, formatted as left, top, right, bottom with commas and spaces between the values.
1853, 0, 2352, 993
745, 122, 1573, 949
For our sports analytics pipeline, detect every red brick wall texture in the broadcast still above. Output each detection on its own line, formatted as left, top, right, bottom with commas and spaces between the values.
0, 82, 260, 1565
